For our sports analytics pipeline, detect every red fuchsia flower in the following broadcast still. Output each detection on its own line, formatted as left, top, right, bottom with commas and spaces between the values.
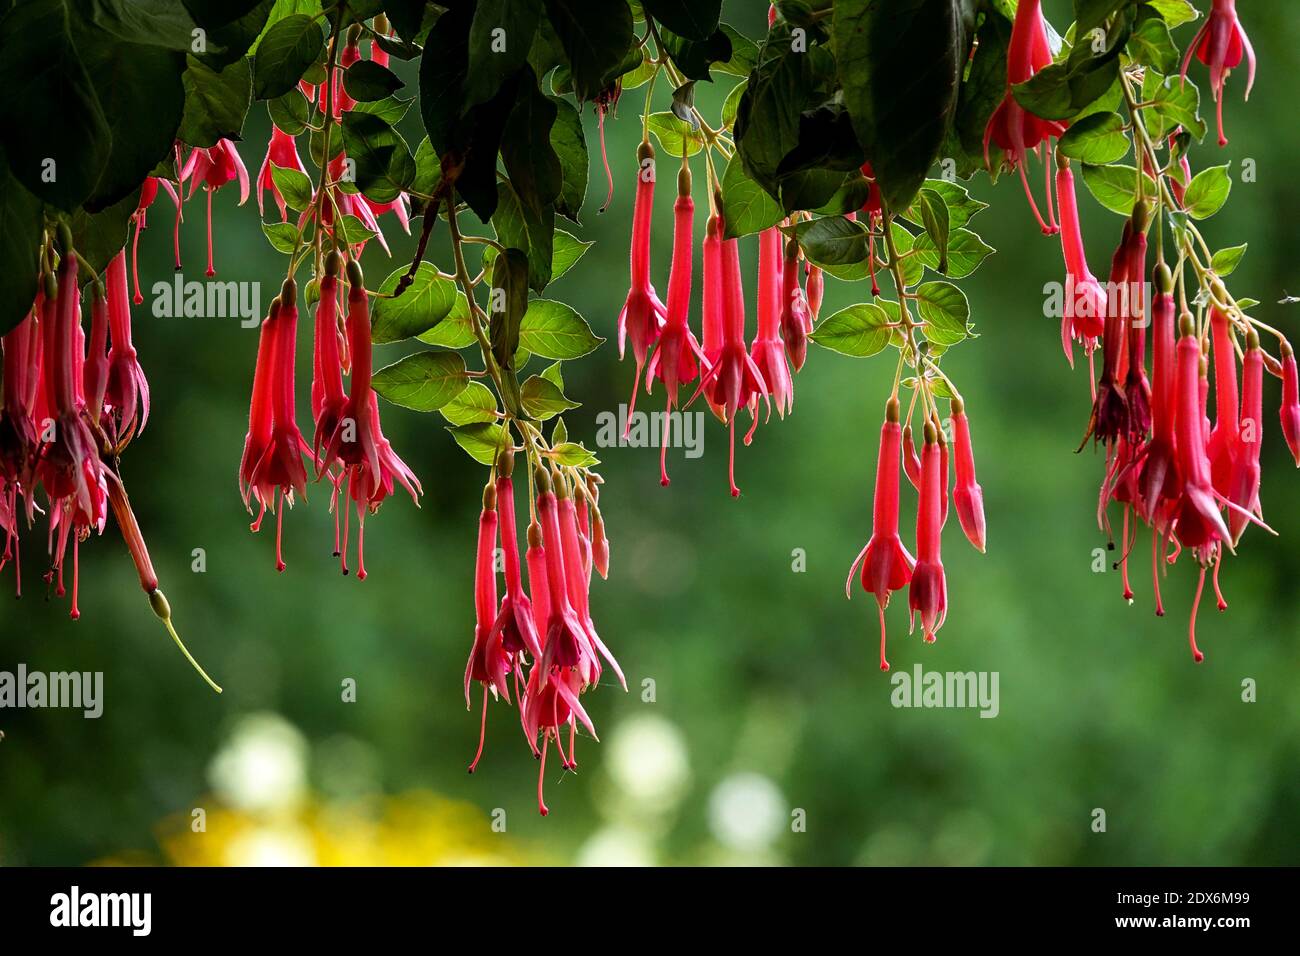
617, 140, 667, 427
779, 237, 811, 372
310, 263, 347, 465
370, 23, 390, 68
847, 398, 916, 671
258, 127, 309, 222
1227, 329, 1263, 544
699, 213, 727, 423
317, 261, 422, 578
0, 303, 42, 591
242, 281, 313, 572
238, 300, 280, 523
645, 164, 706, 485
594, 83, 622, 214
985, 0, 1065, 234
181, 138, 250, 277
1181, 0, 1256, 146
749, 225, 794, 421
909, 422, 947, 643
1136, 266, 1182, 533
1122, 225, 1151, 440
83, 281, 109, 426
1171, 313, 1232, 565
464, 482, 508, 773
299, 155, 391, 254
557, 478, 623, 689
1054, 156, 1106, 366
37, 254, 108, 619
806, 263, 824, 321
950, 397, 986, 553
690, 216, 770, 497
1085, 216, 1142, 450
487, 451, 542, 665
332, 33, 362, 119
1280, 341, 1300, 465
104, 251, 150, 442
1205, 305, 1239, 495
129, 175, 180, 304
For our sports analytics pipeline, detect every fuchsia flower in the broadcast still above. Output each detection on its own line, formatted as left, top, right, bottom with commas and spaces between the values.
181, 138, 250, 277
1122, 226, 1151, 439
779, 236, 812, 372
617, 141, 666, 426
847, 398, 915, 671
487, 452, 543, 666
317, 261, 422, 578
1280, 342, 1300, 466
299, 155, 393, 254
238, 300, 280, 521
1085, 217, 1142, 449
909, 423, 947, 643
1181, 0, 1256, 146
464, 482, 508, 772
1205, 306, 1238, 495
985, 0, 1066, 233
699, 214, 727, 424
1054, 157, 1106, 366
806, 263, 824, 321
1170, 316, 1232, 565
749, 225, 794, 420
104, 251, 151, 442
258, 127, 309, 221
332, 37, 361, 118
645, 165, 705, 485
37, 255, 108, 619
129, 176, 179, 304
689, 217, 770, 496
1135, 268, 1181, 532
1227, 330, 1263, 544
242, 281, 312, 571
951, 397, 986, 553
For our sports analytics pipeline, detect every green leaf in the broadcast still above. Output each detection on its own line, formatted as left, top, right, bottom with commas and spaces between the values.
915, 188, 950, 276
721, 78, 746, 130
658, 25, 732, 82
492, 179, 554, 292
521, 374, 579, 420
372, 262, 457, 343
1211, 243, 1247, 277
903, 179, 988, 231
343, 59, 404, 102
549, 97, 588, 221
270, 163, 313, 211
1080, 163, 1157, 216
809, 303, 892, 357
261, 220, 299, 253
0, 0, 111, 211
0, 154, 42, 334
550, 442, 599, 467
541, 361, 564, 390
551, 230, 592, 281
793, 217, 870, 267
915, 280, 972, 346
1056, 111, 1130, 164
648, 112, 705, 157
501, 68, 562, 221
552, 417, 569, 444
913, 227, 993, 279
440, 381, 499, 425
340, 112, 415, 205
419, 291, 477, 349
720, 155, 783, 240
372, 351, 470, 412
178, 54, 251, 148
1141, 71, 1206, 141
267, 85, 311, 136
1127, 11, 1180, 74
518, 299, 603, 359
1143, 0, 1199, 28
447, 422, 509, 465
338, 214, 377, 245
834, 0, 963, 211
349, 93, 415, 126
641, 0, 720, 41
715, 24, 758, 77
252, 13, 324, 99
466, 0, 541, 107
543, 0, 634, 101
1183, 164, 1231, 220
490, 247, 530, 374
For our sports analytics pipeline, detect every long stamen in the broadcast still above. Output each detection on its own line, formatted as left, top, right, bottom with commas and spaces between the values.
1151, 525, 1165, 617
468, 684, 489, 773
1212, 553, 1228, 611
537, 733, 551, 816
275, 486, 286, 572
660, 394, 671, 486
1119, 504, 1133, 603
727, 416, 739, 498
205, 188, 216, 278
877, 602, 890, 672
1189, 566, 1206, 662
598, 109, 613, 214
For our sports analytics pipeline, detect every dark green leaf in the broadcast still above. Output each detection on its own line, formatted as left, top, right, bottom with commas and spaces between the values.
343, 60, 404, 102
810, 303, 892, 357
180, 54, 253, 147
0, 153, 42, 334
372, 351, 470, 412
641, 0, 720, 41
252, 14, 324, 99
1056, 111, 1130, 164
542, 0, 634, 101
465, 0, 542, 108
549, 97, 588, 221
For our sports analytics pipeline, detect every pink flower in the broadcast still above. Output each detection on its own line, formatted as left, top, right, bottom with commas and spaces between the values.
645, 171, 706, 486
985, 0, 1066, 233
104, 251, 150, 442
847, 398, 916, 671
1227, 330, 1263, 544
749, 226, 794, 420
1279, 341, 1300, 466
1181, 0, 1256, 146
779, 236, 811, 372
464, 482, 510, 773
1205, 306, 1238, 495
617, 141, 667, 426
181, 139, 250, 277
487, 451, 542, 665
258, 127, 309, 221
951, 397, 986, 553
1054, 157, 1106, 365
909, 423, 947, 643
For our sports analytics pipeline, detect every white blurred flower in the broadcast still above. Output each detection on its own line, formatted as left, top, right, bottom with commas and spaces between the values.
708, 772, 785, 853
576, 825, 656, 867
208, 712, 308, 814
605, 714, 690, 807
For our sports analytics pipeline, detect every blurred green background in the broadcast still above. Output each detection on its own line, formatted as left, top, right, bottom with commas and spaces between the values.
2, 1, 1298, 866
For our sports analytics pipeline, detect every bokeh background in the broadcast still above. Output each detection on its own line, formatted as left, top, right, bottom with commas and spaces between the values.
2, 1, 1298, 866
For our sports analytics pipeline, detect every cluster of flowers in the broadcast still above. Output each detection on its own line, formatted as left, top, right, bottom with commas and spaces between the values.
0, 229, 216, 690
998, 0, 1281, 660
617, 142, 821, 494
464, 450, 622, 815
